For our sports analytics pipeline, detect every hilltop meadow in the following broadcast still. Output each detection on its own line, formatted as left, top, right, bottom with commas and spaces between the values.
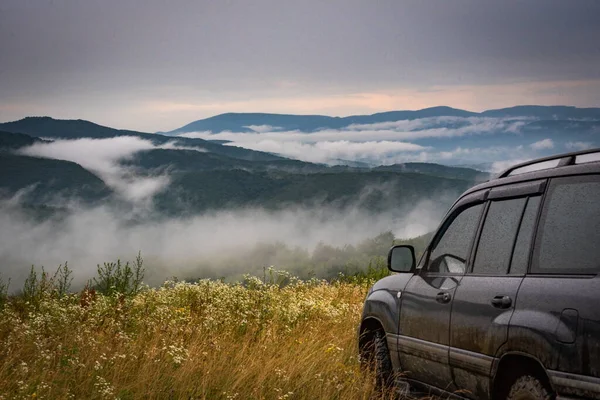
0, 252, 411, 400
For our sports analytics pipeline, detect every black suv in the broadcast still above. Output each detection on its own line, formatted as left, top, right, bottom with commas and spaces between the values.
359, 149, 600, 400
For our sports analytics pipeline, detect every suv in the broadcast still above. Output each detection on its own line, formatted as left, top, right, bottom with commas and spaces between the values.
359, 149, 600, 400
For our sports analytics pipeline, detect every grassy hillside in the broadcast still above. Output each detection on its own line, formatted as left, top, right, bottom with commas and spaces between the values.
0, 266, 395, 400
0, 227, 434, 399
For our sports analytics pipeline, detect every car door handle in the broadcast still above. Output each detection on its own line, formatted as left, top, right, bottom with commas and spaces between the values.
436, 292, 451, 304
491, 295, 512, 309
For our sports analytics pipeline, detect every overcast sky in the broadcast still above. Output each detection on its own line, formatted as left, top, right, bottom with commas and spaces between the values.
1, 0, 599, 131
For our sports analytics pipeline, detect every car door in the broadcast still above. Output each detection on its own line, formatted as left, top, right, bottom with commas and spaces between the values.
510, 174, 600, 399
398, 193, 484, 392
449, 180, 546, 399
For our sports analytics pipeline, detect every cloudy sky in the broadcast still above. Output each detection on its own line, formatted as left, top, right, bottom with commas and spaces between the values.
1, 0, 599, 131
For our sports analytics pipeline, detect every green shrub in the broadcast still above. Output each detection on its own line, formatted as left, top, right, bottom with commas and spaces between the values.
335, 256, 390, 286
20, 263, 73, 307
93, 251, 145, 296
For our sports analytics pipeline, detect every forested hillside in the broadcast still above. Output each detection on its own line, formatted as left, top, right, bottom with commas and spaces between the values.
0, 126, 482, 216
0, 117, 285, 162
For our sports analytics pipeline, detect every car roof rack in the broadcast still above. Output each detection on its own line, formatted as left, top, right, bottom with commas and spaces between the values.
497, 147, 600, 179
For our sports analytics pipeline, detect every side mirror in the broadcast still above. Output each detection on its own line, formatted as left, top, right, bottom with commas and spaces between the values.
387, 245, 416, 273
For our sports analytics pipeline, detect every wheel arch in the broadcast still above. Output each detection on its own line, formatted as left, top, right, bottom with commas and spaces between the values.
358, 317, 385, 355
492, 352, 555, 400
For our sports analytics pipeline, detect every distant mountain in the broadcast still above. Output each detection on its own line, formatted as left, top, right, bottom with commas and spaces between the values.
166, 113, 337, 135
165, 105, 600, 134
165, 106, 477, 135
0, 117, 148, 140
0, 117, 285, 162
481, 105, 600, 120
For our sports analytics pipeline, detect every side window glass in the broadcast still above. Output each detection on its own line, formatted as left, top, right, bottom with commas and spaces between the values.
473, 198, 527, 275
534, 176, 600, 274
426, 203, 483, 274
509, 196, 541, 274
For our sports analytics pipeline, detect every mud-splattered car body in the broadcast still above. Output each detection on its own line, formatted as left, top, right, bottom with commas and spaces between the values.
359, 149, 600, 399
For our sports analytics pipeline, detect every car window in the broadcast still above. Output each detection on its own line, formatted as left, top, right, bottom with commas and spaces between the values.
426, 203, 483, 274
472, 198, 526, 275
533, 176, 600, 274
509, 196, 541, 274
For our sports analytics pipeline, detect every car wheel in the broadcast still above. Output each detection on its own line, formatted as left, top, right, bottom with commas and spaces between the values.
506, 375, 552, 400
372, 330, 394, 389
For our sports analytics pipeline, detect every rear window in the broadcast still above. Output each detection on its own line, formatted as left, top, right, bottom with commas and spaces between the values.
532, 175, 600, 274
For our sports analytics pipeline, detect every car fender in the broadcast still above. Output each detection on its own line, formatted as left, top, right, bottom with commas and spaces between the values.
361, 273, 414, 335
503, 309, 567, 371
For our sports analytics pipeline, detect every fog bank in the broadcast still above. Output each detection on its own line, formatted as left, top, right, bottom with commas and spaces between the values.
0, 196, 450, 289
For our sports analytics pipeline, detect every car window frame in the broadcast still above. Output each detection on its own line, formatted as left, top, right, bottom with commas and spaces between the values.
468, 197, 527, 276
461, 179, 547, 277
420, 191, 487, 277
467, 195, 543, 276
508, 195, 542, 275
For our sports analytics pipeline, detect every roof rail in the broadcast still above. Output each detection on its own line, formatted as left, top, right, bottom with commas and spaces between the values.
497, 147, 600, 178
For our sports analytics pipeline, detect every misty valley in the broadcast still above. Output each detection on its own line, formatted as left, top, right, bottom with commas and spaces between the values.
1, 107, 599, 399
2, 107, 600, 287
0, 110, 521, 288
0, 112, 487, 399
2, 1, 600, 397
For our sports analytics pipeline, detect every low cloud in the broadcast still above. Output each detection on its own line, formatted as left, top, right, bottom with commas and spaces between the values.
0, 194, 453, 289
228, 140, 427, 165
179, 116, 530, 165
345, 116, 529, 135
185, 116, 529, 143
245, 125, 282, 133
159, 141, 208, 152
17, 137, 204, 203
530, 138, 554, 150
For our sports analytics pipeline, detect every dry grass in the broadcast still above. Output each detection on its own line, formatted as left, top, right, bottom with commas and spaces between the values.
0, 274, 396, 400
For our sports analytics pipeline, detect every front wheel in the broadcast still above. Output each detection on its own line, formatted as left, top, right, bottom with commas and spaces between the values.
371, 330, 394, 389
506, 375, 553, 400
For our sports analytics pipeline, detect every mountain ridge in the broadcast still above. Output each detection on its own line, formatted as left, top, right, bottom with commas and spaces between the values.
163, 105, 600, 134
0, 117, 286, 162
4, 105, 600, 138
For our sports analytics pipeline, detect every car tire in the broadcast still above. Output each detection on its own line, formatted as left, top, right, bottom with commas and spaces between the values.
372, 330, 394, 389
506, 375, 552, 400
